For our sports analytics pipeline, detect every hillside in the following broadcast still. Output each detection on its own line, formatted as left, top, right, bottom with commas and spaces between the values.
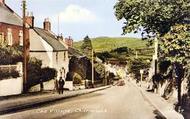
74, 37, 149, 52
74, 37, 154, 60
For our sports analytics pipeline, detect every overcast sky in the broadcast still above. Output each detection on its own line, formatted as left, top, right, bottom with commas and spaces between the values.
6, 0, 141, 41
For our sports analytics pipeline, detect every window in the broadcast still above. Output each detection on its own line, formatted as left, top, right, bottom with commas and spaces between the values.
19, 30, 23, 46
63, 51, 66, 61
56, 52, 58, 64
7, 28, 13, 46
0, 32, 4, 45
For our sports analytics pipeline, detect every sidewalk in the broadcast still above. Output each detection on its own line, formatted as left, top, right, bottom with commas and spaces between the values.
130, 80, 184, 119
0, 85, 111, 115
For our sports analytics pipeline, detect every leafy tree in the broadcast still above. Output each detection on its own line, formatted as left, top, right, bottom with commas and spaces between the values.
128, 58, 150, 81
96, 51, 113, 62
114, 0, 190, 38
81, 36, 93, 58
27, 57, 57, 90
114, 0, 190, 107
160, 24, 190, 105
0, 46, 23, 65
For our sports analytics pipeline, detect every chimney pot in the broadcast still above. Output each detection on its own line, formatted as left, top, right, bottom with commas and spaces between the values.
43, 18, 51, 31
26, 11, 34, 28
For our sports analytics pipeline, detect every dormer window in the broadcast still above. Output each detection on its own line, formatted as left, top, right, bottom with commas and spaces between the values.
19, 30, 23, 46
7, 28, 13, 46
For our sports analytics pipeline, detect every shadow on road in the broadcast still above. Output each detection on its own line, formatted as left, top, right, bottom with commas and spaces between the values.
0, 92, 104, 116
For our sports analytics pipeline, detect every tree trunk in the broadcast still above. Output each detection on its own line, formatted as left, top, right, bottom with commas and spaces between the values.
40, 79, 44, 91
174, 62, 184, 109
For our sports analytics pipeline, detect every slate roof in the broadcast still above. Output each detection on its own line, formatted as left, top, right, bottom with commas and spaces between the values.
68, 47, 83, 57
0, 4, 22, 26
33, 27, 67, 51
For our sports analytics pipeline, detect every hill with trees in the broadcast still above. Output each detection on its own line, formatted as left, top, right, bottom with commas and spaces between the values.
74, 37, 154, 61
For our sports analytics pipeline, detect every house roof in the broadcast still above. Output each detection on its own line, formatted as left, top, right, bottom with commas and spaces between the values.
0, 4, 22, 26
33, 27, 67, 51
68, 47, 83, 57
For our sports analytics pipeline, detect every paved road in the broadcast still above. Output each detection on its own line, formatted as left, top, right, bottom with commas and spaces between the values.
0, 82, 161, 119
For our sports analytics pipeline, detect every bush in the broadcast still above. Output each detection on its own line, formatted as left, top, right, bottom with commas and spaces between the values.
128, 58, 150, 80
0, 46, 23, 65
0, 67, 19, 80
94, 62, 105, 80
73, 73, 83, 84
27, 57, 57, 90
96, 51, 113, 62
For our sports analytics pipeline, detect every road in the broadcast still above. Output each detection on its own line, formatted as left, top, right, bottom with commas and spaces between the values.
0, 82, 162, 119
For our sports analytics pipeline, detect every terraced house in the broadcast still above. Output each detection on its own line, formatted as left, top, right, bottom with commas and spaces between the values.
0, 0, 71, 90
0, 0, 26, 46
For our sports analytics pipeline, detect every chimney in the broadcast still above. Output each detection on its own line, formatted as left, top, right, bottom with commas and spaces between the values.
0, 0, 5, 5
26, 12, 34, 28
43, 18, 51, 31
57, 34, 63, 41
65, 36, 73, 47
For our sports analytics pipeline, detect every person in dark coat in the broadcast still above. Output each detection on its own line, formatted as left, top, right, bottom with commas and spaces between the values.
58, 77, 65, 94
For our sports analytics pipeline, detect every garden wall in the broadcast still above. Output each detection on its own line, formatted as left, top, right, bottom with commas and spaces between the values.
0, 63, 23, 96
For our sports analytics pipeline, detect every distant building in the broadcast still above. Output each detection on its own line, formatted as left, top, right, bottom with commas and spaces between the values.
65, 36, 73, 47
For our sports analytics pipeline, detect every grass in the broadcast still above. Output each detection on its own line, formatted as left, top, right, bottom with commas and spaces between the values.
74, 36, 154, 60
74, 37, 149, 52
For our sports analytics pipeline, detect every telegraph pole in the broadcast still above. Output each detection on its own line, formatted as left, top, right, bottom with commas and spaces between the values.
91, 49, 94, 87
154, 37, 158, 75
22, 0, 27, 93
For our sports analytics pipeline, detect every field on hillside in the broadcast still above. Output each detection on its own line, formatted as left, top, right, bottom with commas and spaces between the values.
74, 37, 154, 60
74, 37, 149, 52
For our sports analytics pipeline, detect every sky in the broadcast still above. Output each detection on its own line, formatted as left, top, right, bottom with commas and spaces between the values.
6, 0, 141, 41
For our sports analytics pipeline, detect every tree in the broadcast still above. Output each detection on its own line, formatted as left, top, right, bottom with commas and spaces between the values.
114, 0, 190, 37
0, 46, 23, 65
81, 36, 93, 58
27, 57, 57, 91
128, 58, 150, 81
114, 0, 190, 107
160, 24, 190, 106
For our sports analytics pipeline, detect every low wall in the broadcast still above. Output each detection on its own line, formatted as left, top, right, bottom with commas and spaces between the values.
0, 77, 23, 96
29, 80, 74, 92
0, 63, 23, 96
65, 81, 73, 90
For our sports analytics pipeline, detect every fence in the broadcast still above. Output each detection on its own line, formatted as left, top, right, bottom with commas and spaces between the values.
0, 62, 23, 96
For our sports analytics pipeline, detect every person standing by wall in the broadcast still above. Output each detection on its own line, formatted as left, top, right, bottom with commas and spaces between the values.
53, 78, 59, 93
58, 77, 65, 94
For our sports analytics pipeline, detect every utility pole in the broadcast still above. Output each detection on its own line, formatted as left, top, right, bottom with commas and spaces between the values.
58, 14, 60, 36
22, 0, 27, 93
154, 37, 158, 75
91, 49, 94, 87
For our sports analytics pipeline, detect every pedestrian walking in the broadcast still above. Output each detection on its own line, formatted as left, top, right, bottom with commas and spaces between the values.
58, 77, 65, 94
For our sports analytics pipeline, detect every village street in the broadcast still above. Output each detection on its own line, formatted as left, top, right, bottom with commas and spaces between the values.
0, 81, 162, 119
0, 1, 189, 119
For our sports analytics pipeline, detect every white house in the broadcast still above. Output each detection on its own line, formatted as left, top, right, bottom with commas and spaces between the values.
27, 16, 70, 90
